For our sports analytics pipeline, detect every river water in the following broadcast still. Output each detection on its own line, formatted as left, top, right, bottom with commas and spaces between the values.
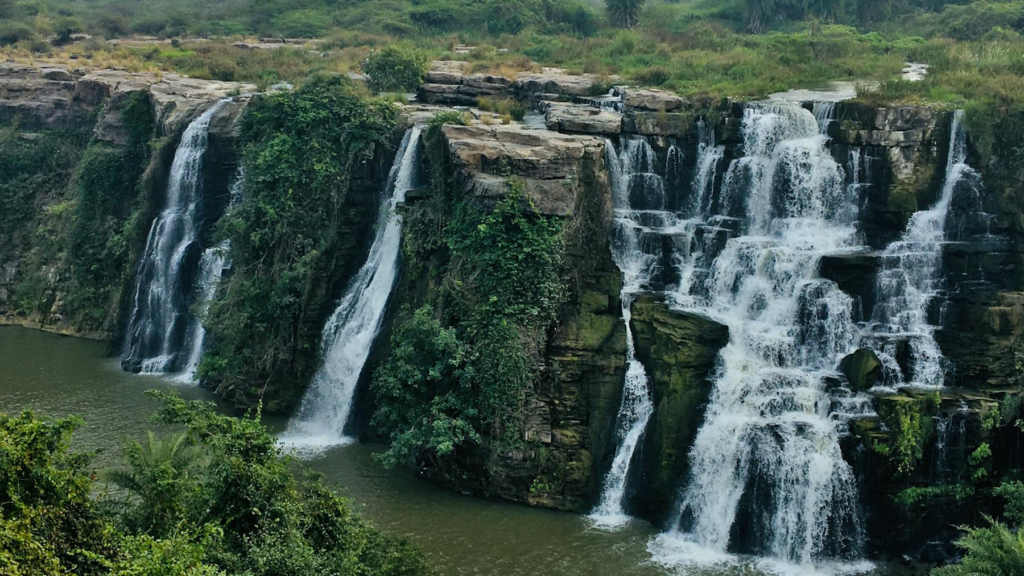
0, 326, 914, 576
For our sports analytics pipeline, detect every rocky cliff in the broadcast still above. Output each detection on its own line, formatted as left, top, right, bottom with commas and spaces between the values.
5, 60, 1024, 562
0, 63, 253, 339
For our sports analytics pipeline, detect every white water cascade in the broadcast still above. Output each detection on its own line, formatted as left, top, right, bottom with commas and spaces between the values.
863, 110, 978, 388
651, 101, 867, 573
590, 137, 661, 526
280, 126, 422, 452
122, 99, 229, 374
177, 168, 245, 382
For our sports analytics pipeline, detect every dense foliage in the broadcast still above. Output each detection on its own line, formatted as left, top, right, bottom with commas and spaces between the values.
0, 90, 152, 331
605, 0, 645, 28
0, 395, 434, 576
371, 120, 566, 473
200, 76, 397, 409
363, 45, 428, 92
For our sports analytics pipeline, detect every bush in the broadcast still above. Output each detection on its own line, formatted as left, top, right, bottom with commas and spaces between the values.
0, 396, 436, 576
932, 518, 1024, 575
363, 45, 428, 93
0, 22, 36, 47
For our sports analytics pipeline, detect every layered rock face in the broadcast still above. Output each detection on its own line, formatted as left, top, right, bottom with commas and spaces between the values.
629, 294, 728, 521
0, 63, 254, 338
384, 117, 630, 511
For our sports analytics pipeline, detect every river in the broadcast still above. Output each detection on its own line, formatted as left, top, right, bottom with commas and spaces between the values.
0, 326, 915, 576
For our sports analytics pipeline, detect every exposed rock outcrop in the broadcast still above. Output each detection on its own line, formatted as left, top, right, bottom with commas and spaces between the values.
439, 123, 606, 216
629, 294, 728, 521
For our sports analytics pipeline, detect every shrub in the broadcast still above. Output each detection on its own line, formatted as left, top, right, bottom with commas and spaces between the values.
363, 45, 428, 93
477, 96, 528, 121
0, 23, 36, 47
932, 518, 1024, 576
201, 76, 397, 405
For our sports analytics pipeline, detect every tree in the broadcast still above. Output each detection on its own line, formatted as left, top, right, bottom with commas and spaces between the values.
605, 0, 645, 29
362, 45, 428, 93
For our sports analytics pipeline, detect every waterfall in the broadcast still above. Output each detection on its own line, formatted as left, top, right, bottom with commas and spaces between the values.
864, 110, 978, 388
690, 119, 724, 219
814, 101, 836, 136
589, 137, 663, 526
931, 403, 969, 483
177, 168, 245, 382
651, 101, 866, 572
122, 99, 229, 374
280, 127, 422, 452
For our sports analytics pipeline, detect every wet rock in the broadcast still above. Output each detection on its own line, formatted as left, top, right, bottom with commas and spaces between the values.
629, 293, 728, 522
839, 348, 883, 391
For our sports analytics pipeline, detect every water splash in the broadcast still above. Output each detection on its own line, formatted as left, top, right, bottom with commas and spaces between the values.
280, 127, 422, 454
122, 100, 229, 374
589, 137, 663, 527
656, 101, 866, 572
864, 110, 979, 388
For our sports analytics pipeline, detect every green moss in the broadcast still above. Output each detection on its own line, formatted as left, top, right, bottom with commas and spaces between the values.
372, 122, 567, 471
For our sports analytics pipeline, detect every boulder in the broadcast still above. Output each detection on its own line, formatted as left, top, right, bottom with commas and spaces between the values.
544, 103, 621, 135
623, 88, 684, 112
514, 68, 602, 99
839, 348, 883, 391
440, 123, 606, 216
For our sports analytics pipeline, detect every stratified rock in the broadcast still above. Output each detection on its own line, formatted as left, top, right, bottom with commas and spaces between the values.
839, 348, 883, 390
623, 88, 684, 112
440, 123, 606, 215
514, 68, 599, 99
629, 293, 728, 522
819, 251, 879, 319
544, 103, 621, 135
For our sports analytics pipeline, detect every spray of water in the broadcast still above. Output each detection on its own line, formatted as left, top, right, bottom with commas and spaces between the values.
122, 100, 229, 374
279, 127, 422, 454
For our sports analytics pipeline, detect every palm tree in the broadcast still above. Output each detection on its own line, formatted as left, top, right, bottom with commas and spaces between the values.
605, 0, 645, 29
106, 431, 209, 536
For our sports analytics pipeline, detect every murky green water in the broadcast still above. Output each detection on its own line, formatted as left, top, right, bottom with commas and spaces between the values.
0, 326, 909, 576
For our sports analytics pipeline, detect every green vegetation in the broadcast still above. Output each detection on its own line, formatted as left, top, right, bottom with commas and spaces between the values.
932, 519, 1024, 576
0, 394, 433, 576
896, 483, 976, 507
0, 89, 153, 331
67, 91, 154, 324
200, 76, 397, 408
364, 45, 429, 92
605, 0, 645, 29
371, 118, 566, 472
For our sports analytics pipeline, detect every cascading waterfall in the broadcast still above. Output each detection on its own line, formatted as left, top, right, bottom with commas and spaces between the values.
280, 127, 422, 452
590, 137, 662, 525
122, 99, 229, 374
652, 101, 866, 572
177, 168, 245, 382
864, 110, 978, 388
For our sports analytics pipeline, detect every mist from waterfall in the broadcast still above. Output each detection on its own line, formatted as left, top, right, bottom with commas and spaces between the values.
280, 126, 422, 453
122, 99, 228, 375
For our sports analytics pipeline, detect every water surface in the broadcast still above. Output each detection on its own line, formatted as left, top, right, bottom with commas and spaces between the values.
0, 326, 911, 576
